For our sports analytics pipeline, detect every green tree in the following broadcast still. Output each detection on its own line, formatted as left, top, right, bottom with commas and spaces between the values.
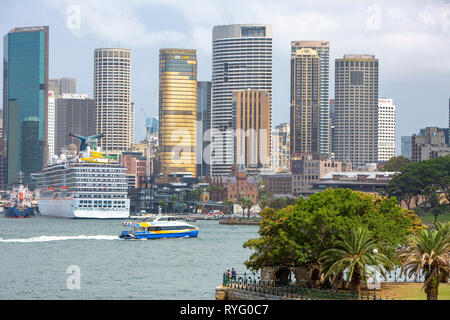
258, 193, 269, 210
382, 156, 410, 172
397, 225, 450, 300
387, 155, 450, 211
239, 197, 253, 218
222, 198, 233, 206
243, 188, 423, 274
319, 227, 393, 296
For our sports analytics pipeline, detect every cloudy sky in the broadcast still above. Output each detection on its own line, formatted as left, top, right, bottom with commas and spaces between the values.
2, 0, 450, 154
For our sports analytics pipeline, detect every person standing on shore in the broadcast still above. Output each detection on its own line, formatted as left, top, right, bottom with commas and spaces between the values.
231, 268, 237, 280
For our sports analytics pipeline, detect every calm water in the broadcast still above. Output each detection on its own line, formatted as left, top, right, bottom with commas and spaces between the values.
0, 215, 258, 299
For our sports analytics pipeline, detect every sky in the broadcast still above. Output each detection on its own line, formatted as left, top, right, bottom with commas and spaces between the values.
1, 0, 450, 154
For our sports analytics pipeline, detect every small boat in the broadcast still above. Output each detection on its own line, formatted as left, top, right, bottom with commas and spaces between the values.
3, 172, 35, 218
119, 214, 199, 239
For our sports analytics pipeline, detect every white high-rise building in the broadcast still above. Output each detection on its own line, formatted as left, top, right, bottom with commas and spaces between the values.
271, 122, 290, 172
94, 48, 132, 156
378, 98, 396, 162
211, 24, 273, 176
47, 91, 55, 163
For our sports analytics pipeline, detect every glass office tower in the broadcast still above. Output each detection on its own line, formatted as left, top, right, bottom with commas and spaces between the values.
3, 26, 49, 185
196, 81, 211, 177
159, 49, 197, 179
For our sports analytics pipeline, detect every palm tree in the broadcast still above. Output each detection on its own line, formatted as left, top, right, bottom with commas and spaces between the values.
397, 225, 450, 300
239, 197, 253, 218
319, 227, 393, 297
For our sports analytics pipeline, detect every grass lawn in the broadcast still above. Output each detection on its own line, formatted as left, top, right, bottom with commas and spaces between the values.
419, 212, 450, 224
365, 283, 450, 300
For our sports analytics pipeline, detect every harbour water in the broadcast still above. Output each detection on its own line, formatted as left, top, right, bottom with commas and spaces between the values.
0, 215, 258, 299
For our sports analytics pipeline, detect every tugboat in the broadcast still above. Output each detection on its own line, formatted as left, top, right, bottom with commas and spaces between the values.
119, 215, 199, 239
3, 172, 35, 218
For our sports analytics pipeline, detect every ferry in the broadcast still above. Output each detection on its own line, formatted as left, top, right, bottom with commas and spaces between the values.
31, 134, 130, 219
119, 215, 199, 239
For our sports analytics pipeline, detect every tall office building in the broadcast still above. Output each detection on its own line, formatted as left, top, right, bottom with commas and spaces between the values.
3, 26, 49, 185
334, 54, 379, 167
290, 48, 321, 156
48, 77, 77, 96
94, 48, 132, 155
211, 24, 272, 176
146, 116, 159, 135
197, 81, 212, 177
271, 122, 290, 173
401, 136, 412, 160
47, 91, 55, 162
291, 41, 330, 155
0, 111, 5, 189
159, 49, 197, 179
233, 90, 271, 174
330, 99, 336, 156
377, 98, 396, 162
411, 127, 450, 162
55, 93, 96, 155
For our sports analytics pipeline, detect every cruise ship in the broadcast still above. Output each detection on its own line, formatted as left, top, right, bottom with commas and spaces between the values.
32, 134, 130, 219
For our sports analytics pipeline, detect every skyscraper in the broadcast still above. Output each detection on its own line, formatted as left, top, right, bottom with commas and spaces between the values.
401, 136, 412, 160
146, 116, 159, 135
291, 41, 330, 155
330, 99, 336, 155
47, 91, 55, 162
211, 24, 272, 176
48, 77, 77, 96
196, 81, 211, 177
55, 94, 96, 155
94, 48, 132, 156
377, 98, 396, 162
271, 122, 290, 173
334, 54, 379, 167
159, 49, 197, 179
3, 26, 49, 184
290, 47, 321, 156
233, 90, 271, 174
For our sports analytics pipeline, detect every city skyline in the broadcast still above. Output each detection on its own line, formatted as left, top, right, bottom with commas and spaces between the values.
1, 1, 449, 156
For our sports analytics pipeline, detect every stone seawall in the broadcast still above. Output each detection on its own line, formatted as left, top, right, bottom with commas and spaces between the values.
215, 285, 298, 300
219, 219, 260, 225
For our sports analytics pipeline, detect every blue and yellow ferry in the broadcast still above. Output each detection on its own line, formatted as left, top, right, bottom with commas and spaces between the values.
119, 215, 199, 239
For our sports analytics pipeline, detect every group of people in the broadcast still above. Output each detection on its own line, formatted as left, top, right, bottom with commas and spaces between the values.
226, 268, 237, 280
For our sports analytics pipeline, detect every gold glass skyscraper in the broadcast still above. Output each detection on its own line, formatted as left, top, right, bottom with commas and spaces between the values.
159, 49, 197, 179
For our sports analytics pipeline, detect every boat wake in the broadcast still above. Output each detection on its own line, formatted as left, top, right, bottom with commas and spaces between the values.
0, 235, 119, 243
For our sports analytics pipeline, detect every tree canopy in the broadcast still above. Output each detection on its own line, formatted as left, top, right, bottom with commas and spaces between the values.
243, 188, 423, 271
382, 155, 410, 172
386, 155, 450, 211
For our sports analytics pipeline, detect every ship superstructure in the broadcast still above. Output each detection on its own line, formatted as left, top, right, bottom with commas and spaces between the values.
32, 134, 130, 219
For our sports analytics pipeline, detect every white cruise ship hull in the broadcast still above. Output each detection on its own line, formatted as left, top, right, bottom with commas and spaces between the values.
38, 199, 129, 219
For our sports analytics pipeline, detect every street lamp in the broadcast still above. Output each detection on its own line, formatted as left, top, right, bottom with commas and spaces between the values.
372, 248, 378, 299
